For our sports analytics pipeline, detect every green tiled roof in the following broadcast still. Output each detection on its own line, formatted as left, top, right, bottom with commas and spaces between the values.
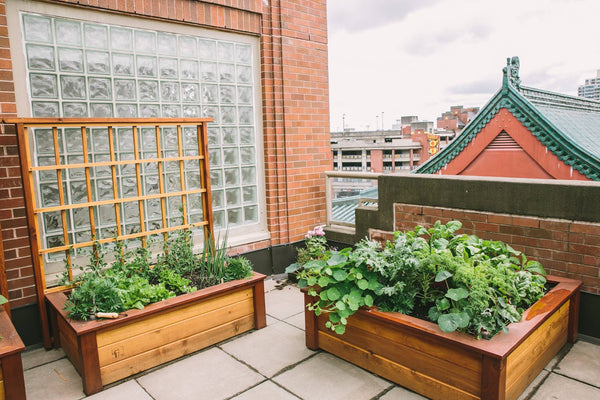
415, 58, 600, 180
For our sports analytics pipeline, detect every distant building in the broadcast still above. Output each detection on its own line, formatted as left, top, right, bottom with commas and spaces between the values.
437, 105, 479, 134
578, 69, 600, 100
416, 57, 600, 180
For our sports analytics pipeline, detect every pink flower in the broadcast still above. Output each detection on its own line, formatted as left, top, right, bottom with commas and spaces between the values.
314, 226, 325, 236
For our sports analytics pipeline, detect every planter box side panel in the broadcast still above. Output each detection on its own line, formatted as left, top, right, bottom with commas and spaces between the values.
317, 313, 482, 400
97, 287, 256, 385
504, 301, 569, 400
0, 361, 3, 400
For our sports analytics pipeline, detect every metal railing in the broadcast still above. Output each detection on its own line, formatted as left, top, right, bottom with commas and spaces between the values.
325, 171, 381, 228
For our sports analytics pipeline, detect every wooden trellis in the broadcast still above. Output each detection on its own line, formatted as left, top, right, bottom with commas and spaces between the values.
5, 117, 214, 348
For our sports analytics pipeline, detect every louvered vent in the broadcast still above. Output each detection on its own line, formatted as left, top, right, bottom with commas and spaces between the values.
487, 131, 520, 149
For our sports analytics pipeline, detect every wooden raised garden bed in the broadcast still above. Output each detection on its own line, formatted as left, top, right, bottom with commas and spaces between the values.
0, 310, 26, 400
47, 271, 266, 395
304, 275, 581, 400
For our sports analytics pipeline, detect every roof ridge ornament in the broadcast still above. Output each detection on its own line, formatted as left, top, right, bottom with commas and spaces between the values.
502, 56, 521, 90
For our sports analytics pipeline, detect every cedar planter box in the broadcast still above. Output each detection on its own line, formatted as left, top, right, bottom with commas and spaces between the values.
47, 272, 266, 395
0, 310, 26, 400
304, 275, 581, 400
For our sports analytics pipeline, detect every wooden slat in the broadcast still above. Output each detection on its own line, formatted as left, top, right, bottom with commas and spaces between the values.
319, 332, 479, 400
107, 126, 123, 239
3, 117, 212, 126
97, 297, 254, 366
198, 122, 214, 241
96, 288, 253, 347
505, 302, 569, 400
100, 315, 255, 385
57, 317, 81, 374
155, 126, 168, 240
79, 333, 102, 396
177, 125, 188, 225
30, 155, 206, 172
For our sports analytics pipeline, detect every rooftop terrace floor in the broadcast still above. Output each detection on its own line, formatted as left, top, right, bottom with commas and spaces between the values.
22, 277, 600, 399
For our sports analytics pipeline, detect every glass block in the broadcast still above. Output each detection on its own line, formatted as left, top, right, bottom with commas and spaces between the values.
219, 63, 235, 82
63, 103, 88, 117
241, 166, 256, 184
219, 85, 235, 103
218, 42, 234, 62
32, 102, 59, 117
239, 127, 254, 144
226, 187, 241, 206
208, 127, 220, 145
122, 201, 139, 222
44, 211, 62, 232
186, 171, 200, 190
160, 82, 179, 102
116, 104, 138, 117
158, 33, 177, 56
34, 129, 55, 154
237, 65, 252, 84
167, 196, 183, 217
223, 148, 239, 166
162, 105, 181, 118
141, 128, 157, 150
221, 106, 236, 125
212, 190, 224, 208
202, 84, 218, 103
137, 56, 157, 77
88, 77, 112, 100
198, 39, 217, 59
64, 128, 84, 152
95, 179, 113, 201
46, 235, 65, 249
140, 104, 160, 118
145, 174, 159, 194
161, 127, 178, 149
69, 180, 87, 204
114, 79, 136, 100
146, 198, 161, 219
135, 30, 156, 53
23, 14, 52, 43
30, 74, 58, 98
202, 106, 219, 121
165, 173, 181, 192
180, 59, 198, 80
244, 205, 258, 223
221, 127, 237, 145
58, 48, 83, 72
210, 169, 223, 188
84, 24, 108, 49
26, 44, 55, 70
238, 86, 252, 104
91, 128, 109, 152
243, 186, 257, 203
86, 51, 110, 74
138, 80, 158, 101
189, 212, 204, 225
111, 27, 133, 51
98, 204, 116, 224
184, 154, 199, 168
75, 230, 93, 244
37, 156, 57, 182
122, 177, 137, 197
90, 103, 113, 117
147, 220, 162, 231
240, 147, 256, 164
209, 149, 221, 167
119, 153, 135, 176
183, 127, 198, 148
112, 53, 134, 75
228, 208, 242, 225
179, 36, 197, 58
143, 161, 158, 174
117, 128, 134, 151
55, 19, 82, 46
72, 207, 90, 227
68, 156, 85, 179
100, 226, 118, 239
164, 160, 179, 171
181, 83, 199, 102
235, 44, 251, 64
60, 76, 86, 99
159, 58, 178, 79
183, 106, 200, 117
224, 168, 239, 185
200, 62, 217, 82
213, 210, 225, 229
239, 107, 253, 124
93, 154, 111, 176
188, 193, 203, 211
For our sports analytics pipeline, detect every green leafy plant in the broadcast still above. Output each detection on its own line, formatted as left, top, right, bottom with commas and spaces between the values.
286, 225, 327, 274
223, 256, 253, 281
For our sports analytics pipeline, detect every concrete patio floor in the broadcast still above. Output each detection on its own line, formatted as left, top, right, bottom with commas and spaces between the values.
22, 276, 600, 399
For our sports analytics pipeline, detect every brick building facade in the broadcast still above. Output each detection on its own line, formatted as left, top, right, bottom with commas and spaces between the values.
0, 0, 331, 343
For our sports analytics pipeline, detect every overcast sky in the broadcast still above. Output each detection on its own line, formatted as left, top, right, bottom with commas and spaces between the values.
326, 0, 600, 132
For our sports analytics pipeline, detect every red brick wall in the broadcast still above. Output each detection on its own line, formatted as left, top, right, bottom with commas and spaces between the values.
0, 0, 330, 308
392, 203, 600, 295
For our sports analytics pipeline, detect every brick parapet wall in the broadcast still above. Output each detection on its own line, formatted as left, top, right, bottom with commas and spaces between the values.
0, 0, 330, 308
390, 203, 600, 295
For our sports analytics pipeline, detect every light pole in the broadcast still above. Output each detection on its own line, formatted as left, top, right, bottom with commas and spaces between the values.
376, 115, 379, 131
381, 111, 384, 131
342, 113, 346, 131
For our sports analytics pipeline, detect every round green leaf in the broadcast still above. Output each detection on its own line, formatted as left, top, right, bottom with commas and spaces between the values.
437, 297, 450, 311
332, 269, 347, 282
428, 306, 441, 322
335, 300, 346, 311
364, 294, 374, 307
456, 312, 470, 328
438, 313, 459, 332
334, 324, 346, 335
327, 253, 348, 266
285, 263, 301, 274
329, 313, 341, 323
307, 276, 317, 286
318, 276, 331, 287
435, 270, 453, 282
298, 278, 308, 288
446, 287, 469, 301
327, 287, 341, 301
357, 279, 369, 290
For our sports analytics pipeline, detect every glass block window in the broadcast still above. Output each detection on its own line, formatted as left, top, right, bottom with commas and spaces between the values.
21, 12, 260, 233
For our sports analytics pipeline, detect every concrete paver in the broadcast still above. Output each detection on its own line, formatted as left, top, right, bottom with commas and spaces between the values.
230, 381, 299, 400
554, 340, 600, 386
283, 311, 305, 330
273, 352, 392, 400
265, 285, 305, 320
24, 358, 84, 400
530, 373, 600, 400
137, 347, 264, 399
21, 346, 66, 371
379, 387, 427, 399
86, 380, 152, 400
220, 320, 314, 377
